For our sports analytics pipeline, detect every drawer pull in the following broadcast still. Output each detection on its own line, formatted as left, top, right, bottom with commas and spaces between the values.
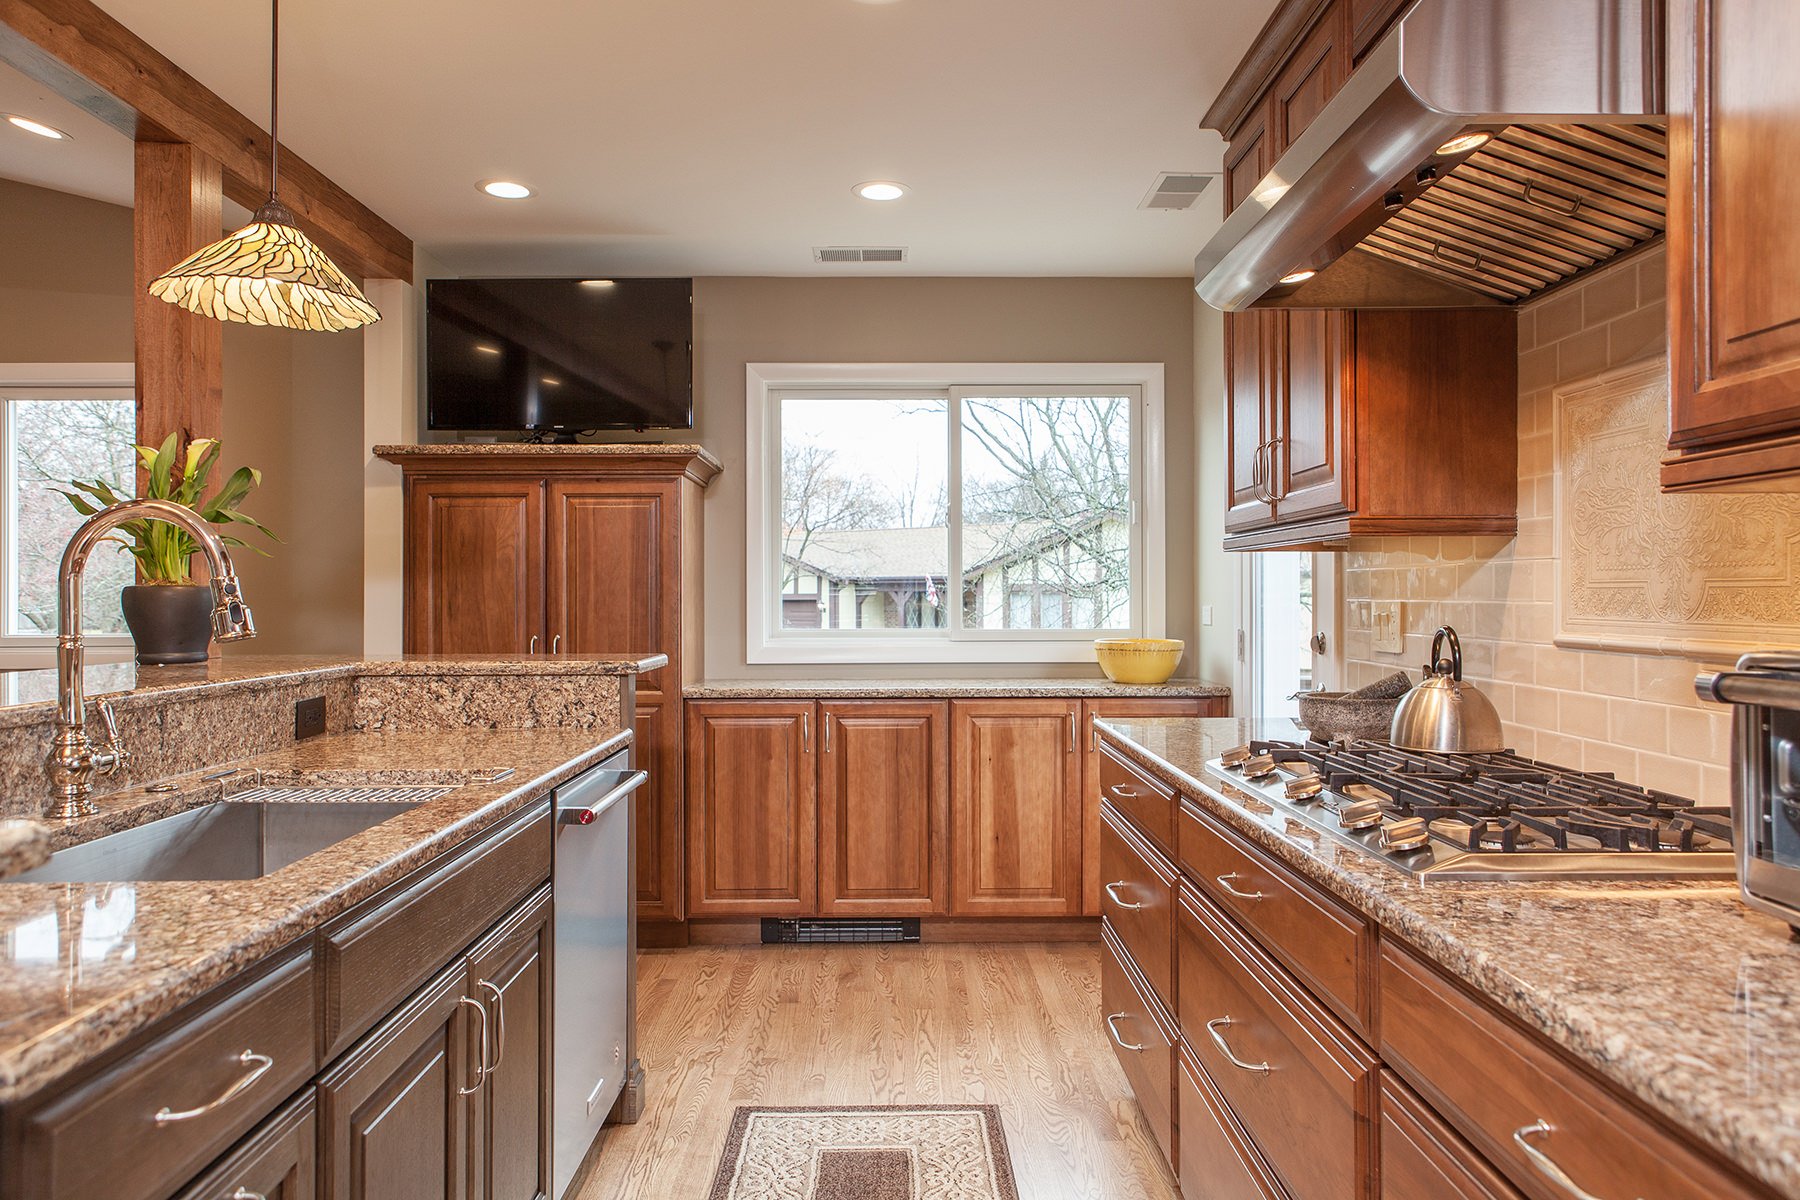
152, 1050, 273, 1124
230, 1190, 267, 1200
1104, 1012, 1146, 1052
1108, 785, 1144, 800
479, 978, 507, 1072
1103, 881, 1145, 910
458, 995, 490, 1095
1512, 1121, 1638, 1200
1205, 1017, 1270, 1074
1214, 872, 1267, 901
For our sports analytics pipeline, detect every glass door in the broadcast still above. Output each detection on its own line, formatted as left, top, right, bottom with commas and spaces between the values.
1242, 552, 1337, 719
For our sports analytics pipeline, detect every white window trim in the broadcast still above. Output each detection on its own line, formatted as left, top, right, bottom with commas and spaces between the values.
745, 361, 1167, 665
0, 363, 137, 668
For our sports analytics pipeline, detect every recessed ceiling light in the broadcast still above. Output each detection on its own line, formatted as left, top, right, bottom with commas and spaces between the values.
541, 376, 562, 387
1435, 132, 1492, 156
479, 180, 533, 199
579, 279, 616, 289
1279, 269, 1317, 285
5, 114, 69, 140
855, 181, 908, 201
474, 343, 502, 355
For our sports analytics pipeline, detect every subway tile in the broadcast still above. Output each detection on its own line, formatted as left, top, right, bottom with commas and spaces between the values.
1482, 680, 1515, 722
1466, 601, 1509, 639
1513, 684, 1561, 722
1506, 724, 1541, 758
1608, 301, 1667, 367
1581, 739, 1640, 782
1519, 432, 1554, 478
1608, 700, 1669, 754
1493, 642, 1536, 683
1533, 288, 1584, 342
1558, 324, 1611, 383
1534, 647, 1584, 690
1533, 557, 1557, 602
1457, 635, 1494, 678
1517, 307, 1537, 352
1699, 764, 1731, 806
1636, 752, 1703, 800
1581, 261, 1640, 325
1638, 657, 1706, 708
1519, 344, 1558, 393
1582, 652, 1639, 698
1638, 252, 1667, 304
1669, 706, 1731, 762
1536, 730, 1582, 764
1559, 692, 1610, 740
1438, 536, 1474, 562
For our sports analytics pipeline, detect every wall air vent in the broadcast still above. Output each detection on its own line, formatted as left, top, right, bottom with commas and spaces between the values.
1140, 172, 1215, 210
813, 246, 908, 263
761, 917, 921, 944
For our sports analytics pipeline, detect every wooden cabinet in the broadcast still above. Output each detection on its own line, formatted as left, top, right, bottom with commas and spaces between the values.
1663, 0, 1800, 491
1100, 803, 1177, 1011
1266, 0, 1348, 151
817, 701, 949, 916
1379, 1072, 1522, 1200
1100, 923, 1177, 1170
949, 699, 1083, 915
631, 694, 682, 921
1178, 1047, 1289, 1200
175, 1094, 318, 1200
1347, 0, 1408, 60
685, 702, 817, 915
404, 479, 544, 656
466, 889, 552, 1200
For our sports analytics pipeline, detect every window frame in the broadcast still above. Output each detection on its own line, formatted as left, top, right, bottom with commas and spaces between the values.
0, 363, 137, 666
745, 362, 1166, 665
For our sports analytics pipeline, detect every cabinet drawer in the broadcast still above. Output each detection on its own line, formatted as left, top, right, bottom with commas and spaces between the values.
174, 1091, 316, 1200
1100, 922, 1176, 1170
1380, 942, 1763, 1200
1178, 1044, 1289, 1200
319, 800, 551, 1058
1178, 883, 1375, 1200
10, 948, 317, 1200
1379, 1071, 1520, 1200
1097, 741, 1177, 853
1100, 801, 1176, 1010
1181, 798, 1374, 1035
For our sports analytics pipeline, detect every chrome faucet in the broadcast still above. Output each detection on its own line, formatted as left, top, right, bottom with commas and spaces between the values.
48, 498, 257, 819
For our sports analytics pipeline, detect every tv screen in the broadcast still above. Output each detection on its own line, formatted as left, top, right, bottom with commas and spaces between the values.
426, 277, 693, 432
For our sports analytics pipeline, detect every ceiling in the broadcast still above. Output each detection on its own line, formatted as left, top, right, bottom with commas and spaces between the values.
7, 0, 1279, 277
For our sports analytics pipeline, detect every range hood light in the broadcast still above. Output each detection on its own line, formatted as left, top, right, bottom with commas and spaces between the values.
1435, 131, 1492, 156
1279, 269, 1317, 285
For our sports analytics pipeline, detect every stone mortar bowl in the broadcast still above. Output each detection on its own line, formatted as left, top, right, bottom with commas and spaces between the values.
1296, 691, 1401, 743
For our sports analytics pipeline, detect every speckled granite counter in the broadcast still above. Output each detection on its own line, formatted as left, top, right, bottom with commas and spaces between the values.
1095, 715, 1800, 1200
686, 677, 1231, 700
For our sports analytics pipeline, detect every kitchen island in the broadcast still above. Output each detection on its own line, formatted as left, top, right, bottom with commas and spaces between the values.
1097, 715, 1800, 1200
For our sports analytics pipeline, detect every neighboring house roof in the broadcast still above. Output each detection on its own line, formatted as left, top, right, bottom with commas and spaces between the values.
784, 514, 1122, 584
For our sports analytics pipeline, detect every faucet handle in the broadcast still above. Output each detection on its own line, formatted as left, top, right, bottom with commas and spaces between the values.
94, 699, 129, 775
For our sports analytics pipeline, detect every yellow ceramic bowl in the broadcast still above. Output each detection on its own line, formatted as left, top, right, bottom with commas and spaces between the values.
1094, 638, 1186, 685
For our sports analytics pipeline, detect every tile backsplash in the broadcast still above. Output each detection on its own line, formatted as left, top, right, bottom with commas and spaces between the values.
1338, 247, 1738, 804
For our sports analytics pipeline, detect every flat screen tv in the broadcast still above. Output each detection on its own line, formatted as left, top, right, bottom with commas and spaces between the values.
426, 277, 693, 433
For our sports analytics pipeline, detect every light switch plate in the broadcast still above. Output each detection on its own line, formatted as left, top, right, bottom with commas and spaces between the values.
1372, 602, 1404, 654
1201, 605, 1214, 626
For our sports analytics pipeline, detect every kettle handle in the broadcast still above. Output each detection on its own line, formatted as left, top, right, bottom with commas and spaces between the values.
1428, 627, 1464, 681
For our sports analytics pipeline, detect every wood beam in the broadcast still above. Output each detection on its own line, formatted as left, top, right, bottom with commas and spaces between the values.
134, 140, 223, 449
0, 0, 413, 281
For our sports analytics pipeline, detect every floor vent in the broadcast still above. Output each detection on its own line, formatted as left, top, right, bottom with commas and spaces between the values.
813, 246, 908, 263
1139, 171, 1215, 210
761, 917, 921, 944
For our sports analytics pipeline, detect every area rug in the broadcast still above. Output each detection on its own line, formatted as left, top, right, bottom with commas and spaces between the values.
706, 1105, 1021, 1200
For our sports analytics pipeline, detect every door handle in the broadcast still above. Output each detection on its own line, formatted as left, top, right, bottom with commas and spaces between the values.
479, 979, 506, 1074
528, 635, 539, 655
824, 713, 832, 754
1310, 632, 1328, 655
1103, 881, 1144, 910
1068, 710, 1077, 753
1103, 1012, 1145, 1052
551, 634, 562, 654
1249, 440, 1267, 504
1267, 435, 1285, 501
802, 710, 811, 752
1205, 1017, 1270, 1074
457, 995, 489, 1094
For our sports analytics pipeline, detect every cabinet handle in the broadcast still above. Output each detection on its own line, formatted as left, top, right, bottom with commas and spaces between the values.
1104, 1012, 1145, 1052
458, 995, 489, 1095
479, 979, 507, 1074
1512, 1121, 1633, 1200
153, 1050, 273, 1124
1214, 872, 1267, 902
1108, 784, 1143, 800
229, 1191, 266, 1200
1249, 439, 1266, 504
802, 710, 811, 752
1103, 881, 1144, 910
528, 635, 539, 655
551, 634, 561, 655
1068, 710, 1077, 753
1268, 436, 1285, 501
1205, 1017, 1270, 1074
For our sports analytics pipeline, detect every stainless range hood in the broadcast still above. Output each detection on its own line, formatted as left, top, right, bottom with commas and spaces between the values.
1194, 0, 1666, 311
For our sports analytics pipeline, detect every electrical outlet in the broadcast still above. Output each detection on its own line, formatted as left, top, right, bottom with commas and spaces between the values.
294, 695, 327, 740
1372, 602, 1404, 654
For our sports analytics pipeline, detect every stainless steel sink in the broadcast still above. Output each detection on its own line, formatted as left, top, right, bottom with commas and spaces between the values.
7, 785, 457, 883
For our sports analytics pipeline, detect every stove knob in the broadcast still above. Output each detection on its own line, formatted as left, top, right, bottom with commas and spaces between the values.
1339, 799, 1384, 831
1382, 816, 1430, 852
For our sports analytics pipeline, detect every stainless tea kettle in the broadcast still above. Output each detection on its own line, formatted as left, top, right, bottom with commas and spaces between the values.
1389, 626, 1505, 753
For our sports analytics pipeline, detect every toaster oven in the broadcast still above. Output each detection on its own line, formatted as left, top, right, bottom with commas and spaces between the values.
1698, 653, 1800, 934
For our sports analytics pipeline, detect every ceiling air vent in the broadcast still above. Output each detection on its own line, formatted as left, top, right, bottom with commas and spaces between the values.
1139, 172, 1215, 211
813, 246, 908, 263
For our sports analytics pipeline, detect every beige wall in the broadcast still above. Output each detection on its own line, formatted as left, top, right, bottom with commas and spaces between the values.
0, 178, 133, 362
1192, 301, 1236, 689
1338, 247, 1738, 804
685, 276, 1201, 680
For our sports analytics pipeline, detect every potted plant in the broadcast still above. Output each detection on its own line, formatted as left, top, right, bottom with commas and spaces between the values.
58, 434, 275, 665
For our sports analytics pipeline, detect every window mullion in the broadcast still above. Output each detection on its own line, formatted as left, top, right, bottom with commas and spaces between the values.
947, 390, 965, 641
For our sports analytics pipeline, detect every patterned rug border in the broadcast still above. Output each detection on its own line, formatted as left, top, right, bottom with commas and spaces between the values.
706, 1104, 1021, 1200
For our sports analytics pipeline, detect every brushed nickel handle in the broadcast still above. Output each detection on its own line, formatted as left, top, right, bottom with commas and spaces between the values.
458, 995, 489, 1095
801, 710, 810, 752
153, 1050, 273, 1123
1215, 872, 1267, 901
824, 713, 832, 754
1104, 881, 1144, 910
230, 1190, 266, 1200
551, 634, 561, 654
1249, 440, 1268, 504
1068, 710, 1077, 753
1108, 784, 1143, 800
1104, 1012, 1145, 1052
1205, 1017, 1270, 1074
1267, 436, 1285, 501
1522, 180, 1583, 216
1432, 240, 1484, 274
528, 635, 539, 654
479, 979, 506, 1074
1512, 1122, 1636, 1200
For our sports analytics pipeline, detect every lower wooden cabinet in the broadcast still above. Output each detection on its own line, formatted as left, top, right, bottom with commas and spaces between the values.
1178, 1047, 1289, 1200
176, 1093, 318, 1200
466, 888, 553, 1200
1378, 1072, 1521, 1200
1100, 921, 1177, 1169
686, 701, 817, 915
818, 701, 949, 915
950, 699, 1083, 915
633, 693, 684, 922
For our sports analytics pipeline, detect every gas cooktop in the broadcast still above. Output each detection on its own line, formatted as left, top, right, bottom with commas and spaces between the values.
1202, 740, 1735, 881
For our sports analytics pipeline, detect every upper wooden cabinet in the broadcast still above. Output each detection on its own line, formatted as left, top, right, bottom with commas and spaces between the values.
405, 479, 545, 657
1663, 0, 1800, 491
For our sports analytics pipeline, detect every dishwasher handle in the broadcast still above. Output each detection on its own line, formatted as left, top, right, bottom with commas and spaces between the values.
558, 770, 648, 825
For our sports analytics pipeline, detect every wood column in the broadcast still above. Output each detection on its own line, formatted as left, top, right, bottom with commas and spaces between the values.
132, 139, 223, 448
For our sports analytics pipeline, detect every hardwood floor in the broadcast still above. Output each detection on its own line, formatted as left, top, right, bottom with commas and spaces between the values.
577, 942, 1181, 1199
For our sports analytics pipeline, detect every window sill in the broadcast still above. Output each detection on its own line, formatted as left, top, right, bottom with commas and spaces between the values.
746, 638, 1137, 666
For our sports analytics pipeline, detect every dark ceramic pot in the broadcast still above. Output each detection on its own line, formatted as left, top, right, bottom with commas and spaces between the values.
120, 583, 213, 665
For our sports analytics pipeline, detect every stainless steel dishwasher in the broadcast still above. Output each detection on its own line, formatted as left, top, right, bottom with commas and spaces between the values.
552, 753, 647, 1200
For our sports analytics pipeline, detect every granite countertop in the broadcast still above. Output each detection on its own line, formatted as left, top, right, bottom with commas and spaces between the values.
1095, 715, 1800, 1200
0, 723, 629, 1104
686, 677, 1231, 700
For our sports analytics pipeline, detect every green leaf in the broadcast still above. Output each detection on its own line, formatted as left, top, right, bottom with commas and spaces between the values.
148, 431, 179, 498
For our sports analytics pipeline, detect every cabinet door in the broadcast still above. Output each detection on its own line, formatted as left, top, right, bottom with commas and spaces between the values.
1666, 0, 1800, 481
1277, 309, 1353, 521
949, 700, 1082, 915
1379, 1072, 1522, 1200
318, 962, 474, 1200
1268, 2, 1350, 156
818, 701, 949, 916
686, 701, 817, 915
1226, 311, 1279, 532
546, 481, 679, 692
632, 692, 684, 921
1079, 698, 1217, 913
1224, 103, 1272, 213
405, 480, 544, 656
466, 888, 552, 1200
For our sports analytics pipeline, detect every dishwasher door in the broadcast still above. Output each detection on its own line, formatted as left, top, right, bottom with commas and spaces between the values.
552, 760, 644, 1200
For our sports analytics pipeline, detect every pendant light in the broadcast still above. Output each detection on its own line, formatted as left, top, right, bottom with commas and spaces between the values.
147, 0, 380, 331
